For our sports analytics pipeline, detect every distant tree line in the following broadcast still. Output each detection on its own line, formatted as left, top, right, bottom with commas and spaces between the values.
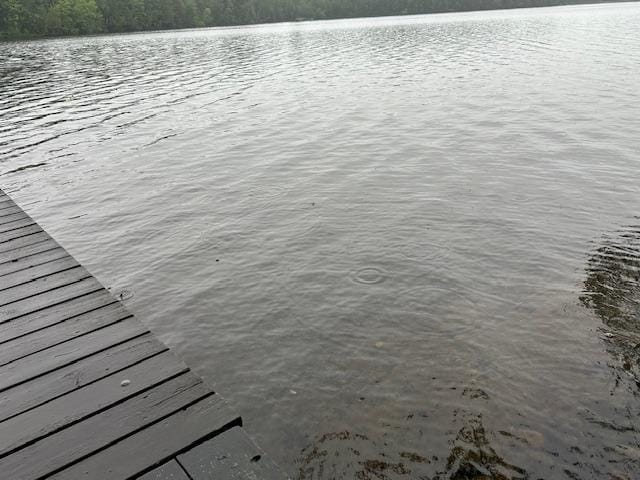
0, 0, 626, 39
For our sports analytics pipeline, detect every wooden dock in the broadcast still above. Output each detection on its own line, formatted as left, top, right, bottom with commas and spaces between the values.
0, 189, 286, 479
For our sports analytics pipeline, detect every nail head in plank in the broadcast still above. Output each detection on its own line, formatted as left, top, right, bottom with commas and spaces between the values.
178, 426, 287, 480
1, 373, 211, 480
137, 460, 190, 480
0, 351, 189, 457
0, 335, 166, 422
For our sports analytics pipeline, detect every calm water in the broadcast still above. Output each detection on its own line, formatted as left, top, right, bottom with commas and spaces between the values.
2, 3, 640, 478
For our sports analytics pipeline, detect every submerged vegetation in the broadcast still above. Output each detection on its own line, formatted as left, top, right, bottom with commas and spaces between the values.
581, 222, 640, 392
0, 0, 628, 40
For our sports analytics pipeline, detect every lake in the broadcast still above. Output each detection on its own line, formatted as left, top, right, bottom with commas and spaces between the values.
1, 3, 640, 478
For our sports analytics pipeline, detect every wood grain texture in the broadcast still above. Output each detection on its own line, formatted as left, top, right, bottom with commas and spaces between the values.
0, 224, 42, 244
0, 246, 68, 276
0, 199, 17, 210
0, 289, 117, 344
0, 231, 48, 254
48, 393, 241, 480
1, 374, 211, 480
0, 266, 92, 307
0, 317, 147, 392
0, 276, 104, 323
0, 190, 280, 480
0, 212, 29, 226
0, 217, 37, 235
0, 301, 131, 366
0, 239, 59, 264
0, 206, 22, 217
0, 351, 188, 457
0, 335, 166, 422
178, 426, 286, 480
0, 255, 79, 291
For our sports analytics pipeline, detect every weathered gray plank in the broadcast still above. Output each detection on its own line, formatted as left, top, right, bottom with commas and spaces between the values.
0, 255, 79, 291
0, 277, 103, 323
0, 246, 68, 277
0, 239, 59, 265
0, 266, 91, 307
0, 301, 131, 366
0, 206, 22, 217
0, 334, 166, 422
0, 351, 189, 457
0, 218, 37, 235
0, 289, 117, 344
0, 204, 16, 213
137, 460, 190, 480
0, 199, 17, 210
179, 426, 285, 480
48, 393, 240, 480
0, 224, 43, 244
0, 231, 51, 255
0, 212, 29, 226
1, 374, 212, 480
0, 190, 276, 480
0, 317, 147, 392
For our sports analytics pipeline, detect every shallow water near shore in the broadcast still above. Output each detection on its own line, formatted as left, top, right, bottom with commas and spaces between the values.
2, 3, 640, 478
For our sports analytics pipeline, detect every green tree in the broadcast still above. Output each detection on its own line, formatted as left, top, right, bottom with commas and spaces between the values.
45, 0, 103, 36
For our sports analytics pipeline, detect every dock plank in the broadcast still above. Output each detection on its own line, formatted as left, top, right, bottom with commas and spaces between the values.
0, 231, 51, 254
0, 205, 22, 217
0, 199, 17, 210
0, 289, 117, 343
0, 246, 69, 276
0, 217, 38, 235
0, 276, 104, 323
0, 335, 166, 422
0, 317, 147, 392
48, 393, 240, 480
138, 460, 190, 480
178, 426, 285, 480
0, 255, 79, 291
0, 224, 44, 244
0, 374, 212, 480
0, 189, 283, 479
0, 266, 91, 307
0, 238, 60, 264
0, 351, 188, 457
0, 301, 131, 366
0, 212, 29, 226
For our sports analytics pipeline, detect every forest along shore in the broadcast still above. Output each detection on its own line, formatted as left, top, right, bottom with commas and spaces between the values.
0, 0, 631, 40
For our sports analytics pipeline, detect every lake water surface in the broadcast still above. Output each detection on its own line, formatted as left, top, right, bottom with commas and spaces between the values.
1, 3, 640, 478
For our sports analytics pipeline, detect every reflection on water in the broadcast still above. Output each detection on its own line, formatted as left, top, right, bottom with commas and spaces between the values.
582, 222, 640, 393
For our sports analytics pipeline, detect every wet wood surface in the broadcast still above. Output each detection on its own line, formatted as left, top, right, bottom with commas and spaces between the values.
0, 189, 286, 479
